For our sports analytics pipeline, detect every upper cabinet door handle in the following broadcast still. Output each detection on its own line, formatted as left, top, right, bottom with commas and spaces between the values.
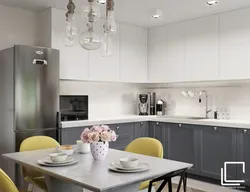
214, 127, 217, 131
244, 129, 247, 133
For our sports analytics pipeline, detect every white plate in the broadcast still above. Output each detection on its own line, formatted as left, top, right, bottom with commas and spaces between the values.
113, 162, 147, 170
38, 159, 79, 167
44, 157, 74, 164
108, 163, 150, 173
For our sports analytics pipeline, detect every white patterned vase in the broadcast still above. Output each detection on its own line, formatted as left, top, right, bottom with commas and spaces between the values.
90, 142, 109, 160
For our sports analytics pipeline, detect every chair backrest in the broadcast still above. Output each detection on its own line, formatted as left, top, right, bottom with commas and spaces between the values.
20, 136, 60, 178
125, 137, 163, 158
0, 169, 19, 192
20, 136, 60, 152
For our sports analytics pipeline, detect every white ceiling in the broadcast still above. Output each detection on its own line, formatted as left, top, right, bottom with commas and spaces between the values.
1, 0, 250, 28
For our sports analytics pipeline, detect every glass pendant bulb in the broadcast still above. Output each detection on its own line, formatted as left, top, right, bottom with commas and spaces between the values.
104, 10, 116, 36
79, 24, 101, 50
64, 13, 77, 47
102, 33, 112, 56
82, 1, 100, 22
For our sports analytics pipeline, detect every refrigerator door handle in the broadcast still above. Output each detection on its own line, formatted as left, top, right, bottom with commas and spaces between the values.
33, 59, 48, 65
14, 128, 57, 133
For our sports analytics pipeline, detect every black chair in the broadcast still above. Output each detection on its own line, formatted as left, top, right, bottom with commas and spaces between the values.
148, 168, 188, 192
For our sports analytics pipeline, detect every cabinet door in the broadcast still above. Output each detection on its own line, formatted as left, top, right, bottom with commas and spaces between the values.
109, 123, 134, 150
166, 124, 198, 174
147, 26, 167, 82
51, 9, 89, 80
198, 126, 237, 180
237, 129, 250, 186
219, 8, 250, 80
89, 19, 120, 82
134, 122, 149, 138
166, 22, 185, 82
60, 127, 85, 145
120, 24, 147, 82
185, 15, 218, 81
149, 122, 166, 158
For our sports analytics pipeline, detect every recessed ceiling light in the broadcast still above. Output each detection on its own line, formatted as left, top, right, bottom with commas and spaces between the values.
206, 0, 218, 6
97, 0, 106, 4
152, 9, 163, 19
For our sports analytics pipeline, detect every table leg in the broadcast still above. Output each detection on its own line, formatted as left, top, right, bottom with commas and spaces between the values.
45, 175, 82, 192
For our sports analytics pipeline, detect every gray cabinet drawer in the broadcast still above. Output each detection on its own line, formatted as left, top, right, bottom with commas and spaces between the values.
134, 121, 149, 138
109, 123, 134, 135
60, 127, 86, 145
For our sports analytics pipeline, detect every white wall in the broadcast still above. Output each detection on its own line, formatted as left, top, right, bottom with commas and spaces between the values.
60, 81, 143, 119
0, 6, 38, 49
146, 86, 250, 120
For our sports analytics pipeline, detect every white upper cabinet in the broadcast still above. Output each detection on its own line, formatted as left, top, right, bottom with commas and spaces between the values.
51, 9, 89, 81
88, 19, 120, 82
185, 16, 219, 82
147, 26, 167, 83
120, 23, 147, 82
219, 8, 250, 80
166, 22, 185, 82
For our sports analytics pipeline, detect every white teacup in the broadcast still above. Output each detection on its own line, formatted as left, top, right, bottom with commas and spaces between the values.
76, 140, 90, 154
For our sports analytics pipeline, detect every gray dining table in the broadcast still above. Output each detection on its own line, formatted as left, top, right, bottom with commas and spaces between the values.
2, 148, 192, 192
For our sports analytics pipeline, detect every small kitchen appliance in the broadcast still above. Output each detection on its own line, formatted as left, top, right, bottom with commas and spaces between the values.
149, 92, 156, 115
156, 100, 165, 116
138, 94, 149, 115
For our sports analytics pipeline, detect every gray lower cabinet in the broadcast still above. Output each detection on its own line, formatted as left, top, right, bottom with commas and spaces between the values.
198, 126, 237, 180
134, 121, 149, 138
166, 123, 198, 174
109, 123, 134, 150
60, 127, 86, 145
237, 129, 250, 186
149, 122, 166, 158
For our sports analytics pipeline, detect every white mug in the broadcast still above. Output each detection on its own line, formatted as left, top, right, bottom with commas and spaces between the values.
76, 140, 90, 154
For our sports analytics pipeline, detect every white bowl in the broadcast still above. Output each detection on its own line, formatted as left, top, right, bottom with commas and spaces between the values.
49, 153, 68, 162
58, 145, 74, 156
120, 157, 139, 169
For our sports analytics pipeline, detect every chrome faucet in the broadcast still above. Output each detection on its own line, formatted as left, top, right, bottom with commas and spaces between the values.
199, 90, 211, 118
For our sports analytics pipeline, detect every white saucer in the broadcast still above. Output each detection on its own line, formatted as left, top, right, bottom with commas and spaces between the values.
44, 157, 74, 164
109, 163, 150, 173
113, 162, 147, 170
38, 159, 79, 167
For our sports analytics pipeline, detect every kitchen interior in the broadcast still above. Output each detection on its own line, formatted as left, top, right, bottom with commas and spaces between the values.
1, 0, 250, 192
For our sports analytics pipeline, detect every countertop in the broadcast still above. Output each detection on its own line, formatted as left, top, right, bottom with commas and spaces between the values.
61, 115, 250, 129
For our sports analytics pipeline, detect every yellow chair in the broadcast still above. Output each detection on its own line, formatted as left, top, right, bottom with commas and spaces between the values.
0, 168, 28, 192
20, 136, 60, 192
125, 137, 163, 191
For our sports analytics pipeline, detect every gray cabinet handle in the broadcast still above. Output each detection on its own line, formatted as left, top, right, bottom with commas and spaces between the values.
214, 127, 217, 131
116, 127, 119, 131
244, 129, 247, 133
140, 122, 143, 125
156, 122, 159, 125
179, 124, 182, 127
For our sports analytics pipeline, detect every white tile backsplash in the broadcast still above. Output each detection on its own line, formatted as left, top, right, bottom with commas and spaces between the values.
146, 86, 250, 120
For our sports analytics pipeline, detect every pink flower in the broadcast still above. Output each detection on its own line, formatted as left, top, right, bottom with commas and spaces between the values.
101, 131, 111, 142
92, 125, 102, 133
101, 125, 110, 131
91, 132, 100, 142
110, 130, 117, 142
81, 128, 91, 143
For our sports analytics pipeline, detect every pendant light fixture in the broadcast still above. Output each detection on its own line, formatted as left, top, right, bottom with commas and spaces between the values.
64, 0, 77, 47
64, 0, 116, 53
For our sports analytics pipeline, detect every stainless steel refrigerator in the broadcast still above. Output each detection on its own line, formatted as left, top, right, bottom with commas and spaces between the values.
0, 45, 59, 186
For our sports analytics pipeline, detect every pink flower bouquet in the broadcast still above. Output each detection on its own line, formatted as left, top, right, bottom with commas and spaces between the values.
81, 125, 118, 144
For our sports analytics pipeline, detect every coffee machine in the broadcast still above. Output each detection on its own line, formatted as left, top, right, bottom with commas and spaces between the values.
138, 94, 149, 115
